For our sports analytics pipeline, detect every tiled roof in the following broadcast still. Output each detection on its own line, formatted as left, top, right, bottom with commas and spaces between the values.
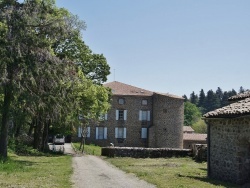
154, 92, 184, 99
183, 126, 194, 132
203, 97, 250, 118
228, 90, 250, 101
183, 133, 207, 141
104, 81, 183, 100
104, 81, 153, 96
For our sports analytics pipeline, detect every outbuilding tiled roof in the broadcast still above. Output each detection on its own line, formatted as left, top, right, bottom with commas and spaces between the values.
228, 90, 250, 101
183, 133, 207, 141
203, 97, 250, 118
104, 81, 183, 99
183, 126, 194, 133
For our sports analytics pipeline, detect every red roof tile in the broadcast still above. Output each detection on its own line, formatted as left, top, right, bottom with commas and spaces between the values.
203, 97, 250, 118
228, 90, 250, 101
104, 81, 183, 99
183, 126, 194, 132
104, 81, 153, 96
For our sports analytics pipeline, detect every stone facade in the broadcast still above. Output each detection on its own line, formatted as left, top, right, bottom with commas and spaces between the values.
83, 81, 184, 149
204, 91, 250, 185
149, 93, 184, 148
206, 118, 250, 184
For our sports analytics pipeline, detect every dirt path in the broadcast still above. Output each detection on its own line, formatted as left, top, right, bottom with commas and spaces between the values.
64, 144, 155, 188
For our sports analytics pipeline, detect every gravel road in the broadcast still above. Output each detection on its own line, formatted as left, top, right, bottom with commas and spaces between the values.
64, 144, 156, 188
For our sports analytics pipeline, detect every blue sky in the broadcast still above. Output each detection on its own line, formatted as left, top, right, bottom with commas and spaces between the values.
56, 0, 250, 97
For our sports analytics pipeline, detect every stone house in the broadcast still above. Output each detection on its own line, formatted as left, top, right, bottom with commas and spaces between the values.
183, 133, 207, 149
81, 81, 184, 148
203, 91, 250, 185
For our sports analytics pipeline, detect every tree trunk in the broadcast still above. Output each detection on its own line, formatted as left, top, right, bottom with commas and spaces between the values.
41, 120, 50, 151
0, 86, 12, 159
33, 116, 44, 150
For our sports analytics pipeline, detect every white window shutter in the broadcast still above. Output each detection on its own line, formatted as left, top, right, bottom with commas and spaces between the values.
147, 111, 150, 121
116, 110, 119, 120
124, 110, 127, 120
115, 128, 118, 138
96, 127, 99, 140
139, 110, 142, 121
104, 127, 107, 139
123, 128, 127, 138
105, 113, 108, 120
87, 127, 90, 138
141, 128, 147, 138
78, 126, 82, 137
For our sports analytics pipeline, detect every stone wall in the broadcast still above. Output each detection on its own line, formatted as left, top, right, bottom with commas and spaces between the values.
149, 93, 184, 148
207, 118, 250, 185
101, 147, 191, 158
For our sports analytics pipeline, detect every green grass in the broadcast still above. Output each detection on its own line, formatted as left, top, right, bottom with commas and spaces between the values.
73, 143, 102, 156
0, 152, 72, 188
105, 157, 240, 188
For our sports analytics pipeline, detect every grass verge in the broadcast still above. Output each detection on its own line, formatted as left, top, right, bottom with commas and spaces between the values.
0, 152, 72, 188
105, 157, 239, 188
72, 143, 101, 156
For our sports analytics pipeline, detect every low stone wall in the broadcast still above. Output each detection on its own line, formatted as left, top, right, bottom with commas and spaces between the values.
101, 147, 192, 158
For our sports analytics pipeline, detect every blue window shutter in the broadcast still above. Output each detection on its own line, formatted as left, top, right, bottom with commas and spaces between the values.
147, 111, 150, 121
124, 110, 127, 120
115, 128, 118, 138
123, 128, 127, 138
87, 127, 90, 138
116, 110, 119, 120
104, 127, 107, 139
96, 127, 98, 140
139, 110, 142, 121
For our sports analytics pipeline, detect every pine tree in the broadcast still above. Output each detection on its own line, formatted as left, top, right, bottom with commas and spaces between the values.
198, 89, 206, 114
190, 91, 198, 105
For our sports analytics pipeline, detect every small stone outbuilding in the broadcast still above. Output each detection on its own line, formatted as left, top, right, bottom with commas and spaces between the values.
203, 91, 250, 185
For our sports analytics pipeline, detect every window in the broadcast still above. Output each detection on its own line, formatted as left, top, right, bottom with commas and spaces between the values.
142, 99, 148, 105
78, 126, 90, 138
115, 127, 126, 138
99, 113, 108, 121
116, 110, 127, 120
141, 128, 147, 139
139, 110, 150, 121
118, 98, 125, 104
96, 127, 107, 140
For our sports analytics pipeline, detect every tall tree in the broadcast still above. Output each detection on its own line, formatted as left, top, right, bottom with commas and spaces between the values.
205, 90, 220, 113
0, 0, 111, 158
198, 89, 206, 114
190, 91, 198, 105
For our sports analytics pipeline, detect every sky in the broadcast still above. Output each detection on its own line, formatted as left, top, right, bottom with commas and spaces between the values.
56, 0, 250, 97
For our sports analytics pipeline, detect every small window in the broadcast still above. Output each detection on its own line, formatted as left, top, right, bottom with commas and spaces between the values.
96, 127, 107, 140
116, 110, 127, 120
115, 127, 126, 138
141, 128, 147, 138
139, 110, 150, 121
142, 99, 148, 105
118, 98, 125, 104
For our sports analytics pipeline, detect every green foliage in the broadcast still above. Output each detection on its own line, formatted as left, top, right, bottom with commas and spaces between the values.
192, 119, 207, 133
184, 102, 201, 126
0, 0, 111, 157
